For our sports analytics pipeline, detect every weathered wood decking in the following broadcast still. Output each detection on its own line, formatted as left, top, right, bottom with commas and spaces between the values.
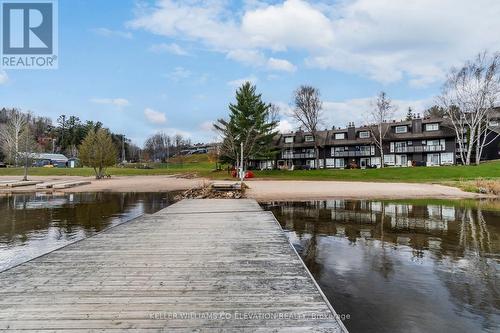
0, 199, 347, 332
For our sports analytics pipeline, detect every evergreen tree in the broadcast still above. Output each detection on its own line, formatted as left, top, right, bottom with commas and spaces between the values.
214, 82, 278, 166
424, 105, 447, 118
406, 107, 414, 121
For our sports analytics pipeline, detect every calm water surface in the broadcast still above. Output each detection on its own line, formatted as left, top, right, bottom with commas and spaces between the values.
0, 192, 176, 271
263, 200, 500, 333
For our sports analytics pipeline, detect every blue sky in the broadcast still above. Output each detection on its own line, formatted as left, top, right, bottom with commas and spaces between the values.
1, 0, 500, 145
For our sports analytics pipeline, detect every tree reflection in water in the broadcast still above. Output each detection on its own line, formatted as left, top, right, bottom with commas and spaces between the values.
0, 192, 177, 271
263, 199, 500, 333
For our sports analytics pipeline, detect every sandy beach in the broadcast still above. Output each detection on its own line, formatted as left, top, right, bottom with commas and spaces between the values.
0, 175, 482, 200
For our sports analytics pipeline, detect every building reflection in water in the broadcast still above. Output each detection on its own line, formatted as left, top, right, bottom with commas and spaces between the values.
263, 199, 500, 333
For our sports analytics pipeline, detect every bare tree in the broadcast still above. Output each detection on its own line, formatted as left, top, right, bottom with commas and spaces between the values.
366, 92, 396, 168
0, 109, 28, 166
439, 51, 500, 165
291, 85, 323, 168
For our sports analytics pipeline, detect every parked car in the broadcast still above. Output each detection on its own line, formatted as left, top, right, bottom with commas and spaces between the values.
0, 162, 6, 168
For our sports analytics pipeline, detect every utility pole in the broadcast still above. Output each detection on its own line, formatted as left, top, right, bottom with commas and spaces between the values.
240, 142, 244, 183
60, 114, 66, 154
166, 142, 170, 169
22, 125, 29, 181
121, 135, 126, 163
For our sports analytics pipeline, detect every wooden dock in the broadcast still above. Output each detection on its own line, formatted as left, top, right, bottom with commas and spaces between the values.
0, 199, 347, 332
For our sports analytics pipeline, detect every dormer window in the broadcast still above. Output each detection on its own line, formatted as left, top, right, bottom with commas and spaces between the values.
284, 136, 294, 143
359, 131, 370, 139
425, 123, 439, 131
335, 133, 346, 140
304, 135, 314, 142
395, 126, 408, 134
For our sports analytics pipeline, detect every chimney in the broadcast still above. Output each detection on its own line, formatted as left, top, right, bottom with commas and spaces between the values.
347, 122, 356, 140
412, 117, 422, 134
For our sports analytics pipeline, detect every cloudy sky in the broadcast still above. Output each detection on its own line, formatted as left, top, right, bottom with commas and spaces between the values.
1, 0, 500, 145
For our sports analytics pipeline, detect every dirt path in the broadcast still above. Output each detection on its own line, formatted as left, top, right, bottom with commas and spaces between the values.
0, 175, 481, 200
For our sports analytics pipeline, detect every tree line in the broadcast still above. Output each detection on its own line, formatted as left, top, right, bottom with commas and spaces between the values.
143, 132, 191, 162
0, 109, 143, 166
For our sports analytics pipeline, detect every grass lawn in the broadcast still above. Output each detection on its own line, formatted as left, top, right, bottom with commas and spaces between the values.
253, 160, 500, 182
0, 154, 498, 185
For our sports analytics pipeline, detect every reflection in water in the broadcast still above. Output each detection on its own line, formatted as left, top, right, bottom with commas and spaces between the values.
0, 192, 177, 271
263, 200, 500, 333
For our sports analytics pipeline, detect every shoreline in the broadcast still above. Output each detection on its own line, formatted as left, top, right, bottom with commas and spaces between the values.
0, 175, 487, 200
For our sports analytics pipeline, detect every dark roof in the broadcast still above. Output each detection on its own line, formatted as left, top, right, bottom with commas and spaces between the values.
275, 117, 458, 147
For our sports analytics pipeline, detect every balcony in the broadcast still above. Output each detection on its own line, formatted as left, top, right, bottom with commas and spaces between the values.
391, 145, 446, 153
281, 152, 316, 159
332, 150, 374, 157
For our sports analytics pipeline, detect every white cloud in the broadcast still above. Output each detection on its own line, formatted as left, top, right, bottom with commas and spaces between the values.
156, 127, 192, 138
90, 98, 130, 107
92, 28, 132, 39
0, 71, 8, 84
227, 75, 258, 88
144, 108, 167, 124
226, 49, 266, 66
199, 121, 214, 132
277, 119, 294, 133
322, 97, 432, 128
130, 0, 500, 86
149, 42, 189, 56
166, 66, 191, 81
305, 0, 500, 85
267, 57, 296, 72
274, 96, 431, 132
241, 0, 334, 52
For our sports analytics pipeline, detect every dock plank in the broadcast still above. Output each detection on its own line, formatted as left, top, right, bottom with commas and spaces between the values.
0, 199, 347, 332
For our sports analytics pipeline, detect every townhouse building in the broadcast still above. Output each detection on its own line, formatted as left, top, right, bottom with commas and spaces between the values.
249, 111, 500, 170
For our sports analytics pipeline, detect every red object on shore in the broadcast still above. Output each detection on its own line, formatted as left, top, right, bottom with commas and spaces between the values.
245, 171, 255, 179
231, 170, 237, 178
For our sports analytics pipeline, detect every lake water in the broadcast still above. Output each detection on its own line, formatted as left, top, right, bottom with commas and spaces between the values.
262, 200, 500, 333
1, 194, 499, 332
0, 192, 176, 271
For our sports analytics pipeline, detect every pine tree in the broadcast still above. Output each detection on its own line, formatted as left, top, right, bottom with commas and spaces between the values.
214, 82, 278, 166
406, 107, 414, 121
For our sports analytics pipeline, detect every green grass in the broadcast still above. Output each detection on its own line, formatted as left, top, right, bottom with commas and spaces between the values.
0, 154, 498, 184
252, 160, 500, 182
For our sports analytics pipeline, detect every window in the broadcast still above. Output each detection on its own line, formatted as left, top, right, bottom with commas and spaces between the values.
304, 135, 314, 142
334, 133, 346, 140
395, 126, 408, 134
334, 158, 345, 168
425, 123, 439, 131
325, 158, 335, 168
426, 139, 440, 146
428, 153, 440, 166
359, 131, 370, 139
407, 141, 413, 146
371, 157, 381, 168
384, 154, 395, 165
284, 136, 294, 143
441, 153, 454, 165
359, 146, 372, 154
394, 142, 407, 153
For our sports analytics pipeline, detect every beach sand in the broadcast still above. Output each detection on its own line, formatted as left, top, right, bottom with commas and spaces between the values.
0, 175, 481, 200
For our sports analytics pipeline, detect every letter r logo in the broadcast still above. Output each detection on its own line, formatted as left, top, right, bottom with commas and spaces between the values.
2, 2, 53, 54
